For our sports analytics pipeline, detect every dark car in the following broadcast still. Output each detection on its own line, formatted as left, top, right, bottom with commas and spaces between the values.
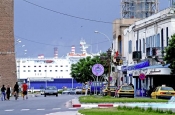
44, 86, 58, 97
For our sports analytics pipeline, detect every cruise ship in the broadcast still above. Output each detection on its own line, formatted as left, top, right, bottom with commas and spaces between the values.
16, 40, 100, 90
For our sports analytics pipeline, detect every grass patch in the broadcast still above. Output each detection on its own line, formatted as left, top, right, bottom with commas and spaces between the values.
79, 106, 175, 115
79, 96, 168, 103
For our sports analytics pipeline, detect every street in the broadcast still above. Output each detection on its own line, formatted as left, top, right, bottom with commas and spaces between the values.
0, 94, 80, 115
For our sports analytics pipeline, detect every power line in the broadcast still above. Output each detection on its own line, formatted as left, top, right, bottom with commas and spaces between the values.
15, 35, 110, 47
22, 0, 118, 24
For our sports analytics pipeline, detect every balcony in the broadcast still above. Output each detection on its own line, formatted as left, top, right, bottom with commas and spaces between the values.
132, 51, 142, 61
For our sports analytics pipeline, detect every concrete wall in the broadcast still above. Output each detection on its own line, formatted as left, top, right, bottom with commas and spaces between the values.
0, 0, 17, 88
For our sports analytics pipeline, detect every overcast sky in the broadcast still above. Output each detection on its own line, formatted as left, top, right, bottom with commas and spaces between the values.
14, 0, 170, 58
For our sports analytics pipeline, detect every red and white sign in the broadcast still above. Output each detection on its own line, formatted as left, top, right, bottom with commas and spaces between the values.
139, 73, 146, 80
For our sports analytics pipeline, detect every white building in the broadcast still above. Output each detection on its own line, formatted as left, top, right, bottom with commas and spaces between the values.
122, 7, 175, 94
16, 40, 100, 80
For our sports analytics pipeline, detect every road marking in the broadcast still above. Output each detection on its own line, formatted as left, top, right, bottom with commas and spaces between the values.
68, 108, 77, 110
37, 109, 45, 110
5, 109, 14, 111
52, 108, 61, 110
21, 109, 30, 111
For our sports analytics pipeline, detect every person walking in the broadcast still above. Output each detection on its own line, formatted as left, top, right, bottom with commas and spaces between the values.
1, 85, 6, 101
6, 85, 11, 100
22, 81, 28, 100
13, 82, 19, 100
84, 82, 88, 96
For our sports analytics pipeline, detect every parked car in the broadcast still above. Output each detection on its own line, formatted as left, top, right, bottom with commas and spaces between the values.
115, 85, 134, 98
151, 85, 175, 99
40, 89, 45, 95
62, 88, 76, 95
44, 86, 58, 97
75, 87, 82, 94
102, 86, 117, 96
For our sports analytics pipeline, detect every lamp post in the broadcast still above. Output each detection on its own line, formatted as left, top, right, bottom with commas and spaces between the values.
95, 31, 112, 96
107, 48, 112, 96
94, 31, 112, 47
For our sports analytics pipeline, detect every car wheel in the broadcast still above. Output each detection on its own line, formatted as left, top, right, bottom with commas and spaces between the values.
44, 94, 46, 97
156, 96, 159, 99
56, 94, 58, 97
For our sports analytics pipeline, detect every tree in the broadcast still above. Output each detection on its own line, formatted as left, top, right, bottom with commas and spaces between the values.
163, 34, 175, 75
70, 54, 109, 83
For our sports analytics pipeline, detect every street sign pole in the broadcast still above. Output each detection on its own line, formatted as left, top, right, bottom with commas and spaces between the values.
92, 64, 104, 95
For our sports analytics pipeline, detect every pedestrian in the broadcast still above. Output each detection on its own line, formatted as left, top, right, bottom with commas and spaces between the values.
84, 82, 88, 96
22, 81, 28, 100
6, 84, 11, 100
13, 82, 19, 100
1, 85, 6, 101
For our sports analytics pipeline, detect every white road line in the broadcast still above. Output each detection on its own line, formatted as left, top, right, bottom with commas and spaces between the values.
4, 109, 14, 111
37, 109, 45, 110
21, 109, 30, 111
52, 108, 61, 110
68, 108, 77, 110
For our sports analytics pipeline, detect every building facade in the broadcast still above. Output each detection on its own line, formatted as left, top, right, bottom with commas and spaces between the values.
0, 0, 17, 87
122, 7, 175, 95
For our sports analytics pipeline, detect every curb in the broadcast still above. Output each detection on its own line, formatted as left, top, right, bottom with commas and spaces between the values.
72, 103, 116, 108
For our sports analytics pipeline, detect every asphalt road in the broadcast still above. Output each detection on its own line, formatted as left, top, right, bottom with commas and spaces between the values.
0, 94, 81, 115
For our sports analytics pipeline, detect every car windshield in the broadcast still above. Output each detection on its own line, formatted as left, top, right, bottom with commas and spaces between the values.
109, 86, 117, 89
121, 86, 133, 90
46, 87, 57, 90
160, 87, 174, 91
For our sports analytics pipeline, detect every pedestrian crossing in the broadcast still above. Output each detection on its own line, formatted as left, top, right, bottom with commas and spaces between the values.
3, 108, 78, 112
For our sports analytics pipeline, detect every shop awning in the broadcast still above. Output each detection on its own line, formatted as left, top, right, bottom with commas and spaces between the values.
140, 64, 170, 70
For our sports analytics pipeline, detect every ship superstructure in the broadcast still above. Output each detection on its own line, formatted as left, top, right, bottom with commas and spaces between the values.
16, 40, 100, 80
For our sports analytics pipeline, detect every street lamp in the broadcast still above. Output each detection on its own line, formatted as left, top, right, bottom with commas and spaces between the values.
107, 48, 112, 96
94, 31, 112, 47
95, 31, 113, 96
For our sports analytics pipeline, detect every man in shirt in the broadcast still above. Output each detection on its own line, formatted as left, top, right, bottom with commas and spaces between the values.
22, 81, 28, 100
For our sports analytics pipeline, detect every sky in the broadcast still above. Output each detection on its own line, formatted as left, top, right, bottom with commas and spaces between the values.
14, 0, 170, 58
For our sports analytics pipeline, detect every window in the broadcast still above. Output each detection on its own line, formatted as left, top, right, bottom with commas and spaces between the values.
60, 65, 63, 67
44, 70, 47, 72
128, 40, 132, 53
39, 66, 41, 67
34, 70, 36, 72
28, 66, 30, 67
166, 27, 169, 46
139, 39, 141, 51
161, 29, 164, 51
55, 65, 58, 67
136, 40, 138, 51
66, 65, 68, 67
28, 70, 30, 72
55, 70, 58, 72
156, 34, 160, 47
49, 65, 52, 67
60, 70, 63, 72
45, 65, 47, 67
50, 70, 52, 72
66, 70, 68, 72
39, 70, 41, 72
23, 70, 26, 72
143, 38, 145, 53
34, 66, 36, 67
23, 66, 26, 67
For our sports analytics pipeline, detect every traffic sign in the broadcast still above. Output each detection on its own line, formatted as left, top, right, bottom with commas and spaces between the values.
92, 64, 104, 76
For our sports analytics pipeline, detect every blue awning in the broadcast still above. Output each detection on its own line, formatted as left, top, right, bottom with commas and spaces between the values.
140, 64, 170, 70
124, 60, 149, 71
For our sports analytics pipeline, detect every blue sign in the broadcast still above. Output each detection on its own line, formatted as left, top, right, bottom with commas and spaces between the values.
122, 60, 149, 71
92, 64, 104, 76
